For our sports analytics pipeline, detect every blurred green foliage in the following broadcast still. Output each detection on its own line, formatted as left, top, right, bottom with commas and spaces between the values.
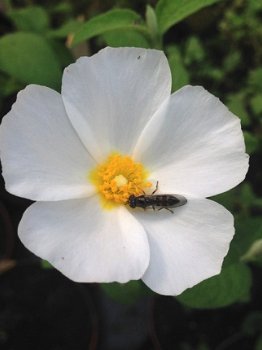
0, 0, 261, 317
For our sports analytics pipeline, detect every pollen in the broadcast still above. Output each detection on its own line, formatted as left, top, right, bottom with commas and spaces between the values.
89, 152, 152, 209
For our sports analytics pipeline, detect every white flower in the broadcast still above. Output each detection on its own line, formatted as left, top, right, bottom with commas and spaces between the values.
0, 47, 249, 296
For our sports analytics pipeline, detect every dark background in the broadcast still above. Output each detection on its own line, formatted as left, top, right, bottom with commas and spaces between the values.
1, 0, 262, 349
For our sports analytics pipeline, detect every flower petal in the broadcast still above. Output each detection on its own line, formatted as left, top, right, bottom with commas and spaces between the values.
133, 198, 234, 296
0, 85, 95, 201
62, 47, 171, 162
134, 86, 249, 197
18, 197, 150, 283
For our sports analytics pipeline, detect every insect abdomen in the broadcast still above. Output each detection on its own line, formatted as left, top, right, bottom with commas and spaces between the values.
152, 195, 187, 208
131, 194, 187, 209
127, 181, 187, 213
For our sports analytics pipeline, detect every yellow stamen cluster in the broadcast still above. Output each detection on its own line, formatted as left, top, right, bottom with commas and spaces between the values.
89, 152, 151, 208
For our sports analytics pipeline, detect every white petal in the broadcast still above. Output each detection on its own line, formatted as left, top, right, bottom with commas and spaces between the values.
134, 86, 249, 197
62, 47, 171, 161
0, 85, 95, 201
18, 197, 150, 283
133, 198, 234, 296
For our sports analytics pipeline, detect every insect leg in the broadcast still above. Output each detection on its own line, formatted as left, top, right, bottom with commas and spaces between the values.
158, 207, 174, 214
151, 181, 159, 195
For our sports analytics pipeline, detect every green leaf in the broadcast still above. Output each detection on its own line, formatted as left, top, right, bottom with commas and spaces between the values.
184, 36, 205, 64
8, 6, 49, 33
101, 280, 151, 304
47, 19, 84, 39
167, 46, 190, 91
240, 183, 257, 208
223, 239, 241, 267
156, 0, 221, 34
221, 200, 262, 266
145, 5, 162, 48
102, 29, 150, 48
223, 51, 241, 72
205, 67, 224, 81
227, 93, 250, 127
49, 39, 74, 67
238, 184, 262, 212
234, 218, 262, 259
145, 5, 159, 38
248, 68, 262, 92
49, 2, 73, 15
72, 9, 148, 46
41, 260, 53, 269
241, 239, 262, 264
244, 131, 259, 154
212, 188, 238, 212
0, 33, 62, 89
0, 74, 23, 97
250, 94, 262, 117
177, 263, 251, 309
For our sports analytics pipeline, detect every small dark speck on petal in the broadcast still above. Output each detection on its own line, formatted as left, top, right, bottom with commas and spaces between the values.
137, 56, 141, 60
61, 257, 64, 260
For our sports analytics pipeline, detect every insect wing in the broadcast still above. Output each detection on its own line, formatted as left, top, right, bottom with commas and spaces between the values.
158, 194, 187, 208
169, 194, 187, 208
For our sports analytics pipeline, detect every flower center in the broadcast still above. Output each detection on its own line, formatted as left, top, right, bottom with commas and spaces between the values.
89, 152, 151, 209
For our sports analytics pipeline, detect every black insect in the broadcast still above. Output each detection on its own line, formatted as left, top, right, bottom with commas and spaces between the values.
127, 181, 187, 213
